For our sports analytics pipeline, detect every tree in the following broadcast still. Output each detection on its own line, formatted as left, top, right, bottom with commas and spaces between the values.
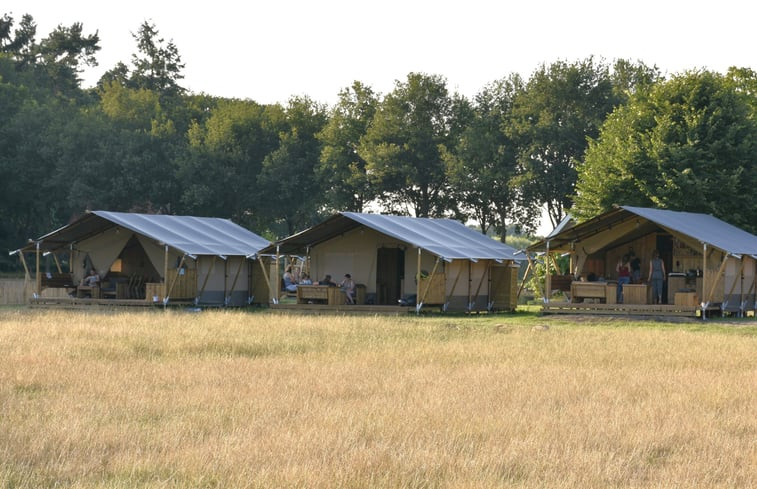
359, 73, 457, 217
444, 75, 538, 239
177, 98, 286, 227
573, 70, 757, 233
0, 12, 99, 93
129, 21, 184, 96
256, 97, 328, 236
507, 58, 621, 229
316, 81, 379, 212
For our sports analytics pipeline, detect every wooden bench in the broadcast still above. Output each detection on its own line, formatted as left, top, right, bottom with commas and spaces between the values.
39, 272, 76, 290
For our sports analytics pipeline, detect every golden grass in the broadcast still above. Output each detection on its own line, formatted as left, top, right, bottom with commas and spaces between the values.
0, 309, 755, 488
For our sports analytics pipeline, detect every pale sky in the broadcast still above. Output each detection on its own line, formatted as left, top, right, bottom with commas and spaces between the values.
5, 0, 756, 106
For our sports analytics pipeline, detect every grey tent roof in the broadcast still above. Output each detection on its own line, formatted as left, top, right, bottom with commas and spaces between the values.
621, 206, 757, 257
15, 211, 270, 257
264, 212, 520, 262
529, 206, 757, 258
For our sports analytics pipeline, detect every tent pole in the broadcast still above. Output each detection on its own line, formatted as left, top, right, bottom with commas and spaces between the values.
517, 256, 534, 302
415, 248, 421, 314
701, 243, 707, 319
163, 245, 169, 308
223, 258, 228, 306
418, 257, 441, 311
274, 245, 281, 304
35, 242, 41, 299
545, 240, 552, 304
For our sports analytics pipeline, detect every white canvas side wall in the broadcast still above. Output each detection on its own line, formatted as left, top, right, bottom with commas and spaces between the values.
444, 260, 490, 311
309, 227, 407, 294
224, 256, 250, 306
72, 228, 132, 282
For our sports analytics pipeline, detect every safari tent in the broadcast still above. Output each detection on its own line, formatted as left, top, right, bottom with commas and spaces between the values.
527, 206, 757, 317
11, 211, 271, 306
258, 212, 521, 312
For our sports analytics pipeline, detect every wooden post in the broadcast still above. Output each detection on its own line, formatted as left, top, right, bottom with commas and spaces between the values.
164, 254, 187, 304
705, 255, 729, 306
52, 253, 62, 274
257, 256, 272, 295
18, 252, 30, 280
418, 257, 441, 308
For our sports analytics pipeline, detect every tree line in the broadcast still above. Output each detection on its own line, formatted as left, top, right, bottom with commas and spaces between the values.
2, 13, 756, 272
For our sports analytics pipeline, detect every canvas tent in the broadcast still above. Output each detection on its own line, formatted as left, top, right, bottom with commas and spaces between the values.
11, 211, 271, 306
258, 212, 521, 312
528, 206, 757, 317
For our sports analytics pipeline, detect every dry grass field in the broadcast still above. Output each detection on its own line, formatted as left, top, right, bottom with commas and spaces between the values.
0, 308, 755, 488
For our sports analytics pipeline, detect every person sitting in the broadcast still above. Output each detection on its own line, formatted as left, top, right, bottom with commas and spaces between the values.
77, 268, 100, 297
319, 274, 336, 286
282, 265, 298, 292
81, 268, 100, 287
300, 273, 313, 285
339, 273, 356, 304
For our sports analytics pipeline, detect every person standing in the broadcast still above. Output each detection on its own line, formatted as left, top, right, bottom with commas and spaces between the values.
616, 255, 631, 303
648, 250, 666, 304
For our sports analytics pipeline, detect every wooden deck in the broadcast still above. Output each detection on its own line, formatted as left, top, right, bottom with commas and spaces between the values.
542, 301, 702, 317
29, 296, 192, 308
270, 303, 411, 315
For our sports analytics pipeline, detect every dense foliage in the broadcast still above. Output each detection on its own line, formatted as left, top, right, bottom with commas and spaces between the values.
2, 13, 755, 272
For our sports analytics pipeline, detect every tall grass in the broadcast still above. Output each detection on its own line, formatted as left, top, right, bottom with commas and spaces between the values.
0, 309, 755, 488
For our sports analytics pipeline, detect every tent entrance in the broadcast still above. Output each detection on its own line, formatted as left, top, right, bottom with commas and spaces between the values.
376, 247, 404, 305
109, 235, 160, 299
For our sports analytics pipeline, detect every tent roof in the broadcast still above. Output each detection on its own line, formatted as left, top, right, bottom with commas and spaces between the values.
14, 211, 270, 257
264, 212, 520, 262
529, 206, 757, 258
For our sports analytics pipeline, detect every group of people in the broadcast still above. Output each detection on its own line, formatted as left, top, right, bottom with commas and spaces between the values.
283, 265, 356, 304
615, 250, 666, 304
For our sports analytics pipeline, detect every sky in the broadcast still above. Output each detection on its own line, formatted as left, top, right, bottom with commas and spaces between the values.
5, 0, 756, 106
